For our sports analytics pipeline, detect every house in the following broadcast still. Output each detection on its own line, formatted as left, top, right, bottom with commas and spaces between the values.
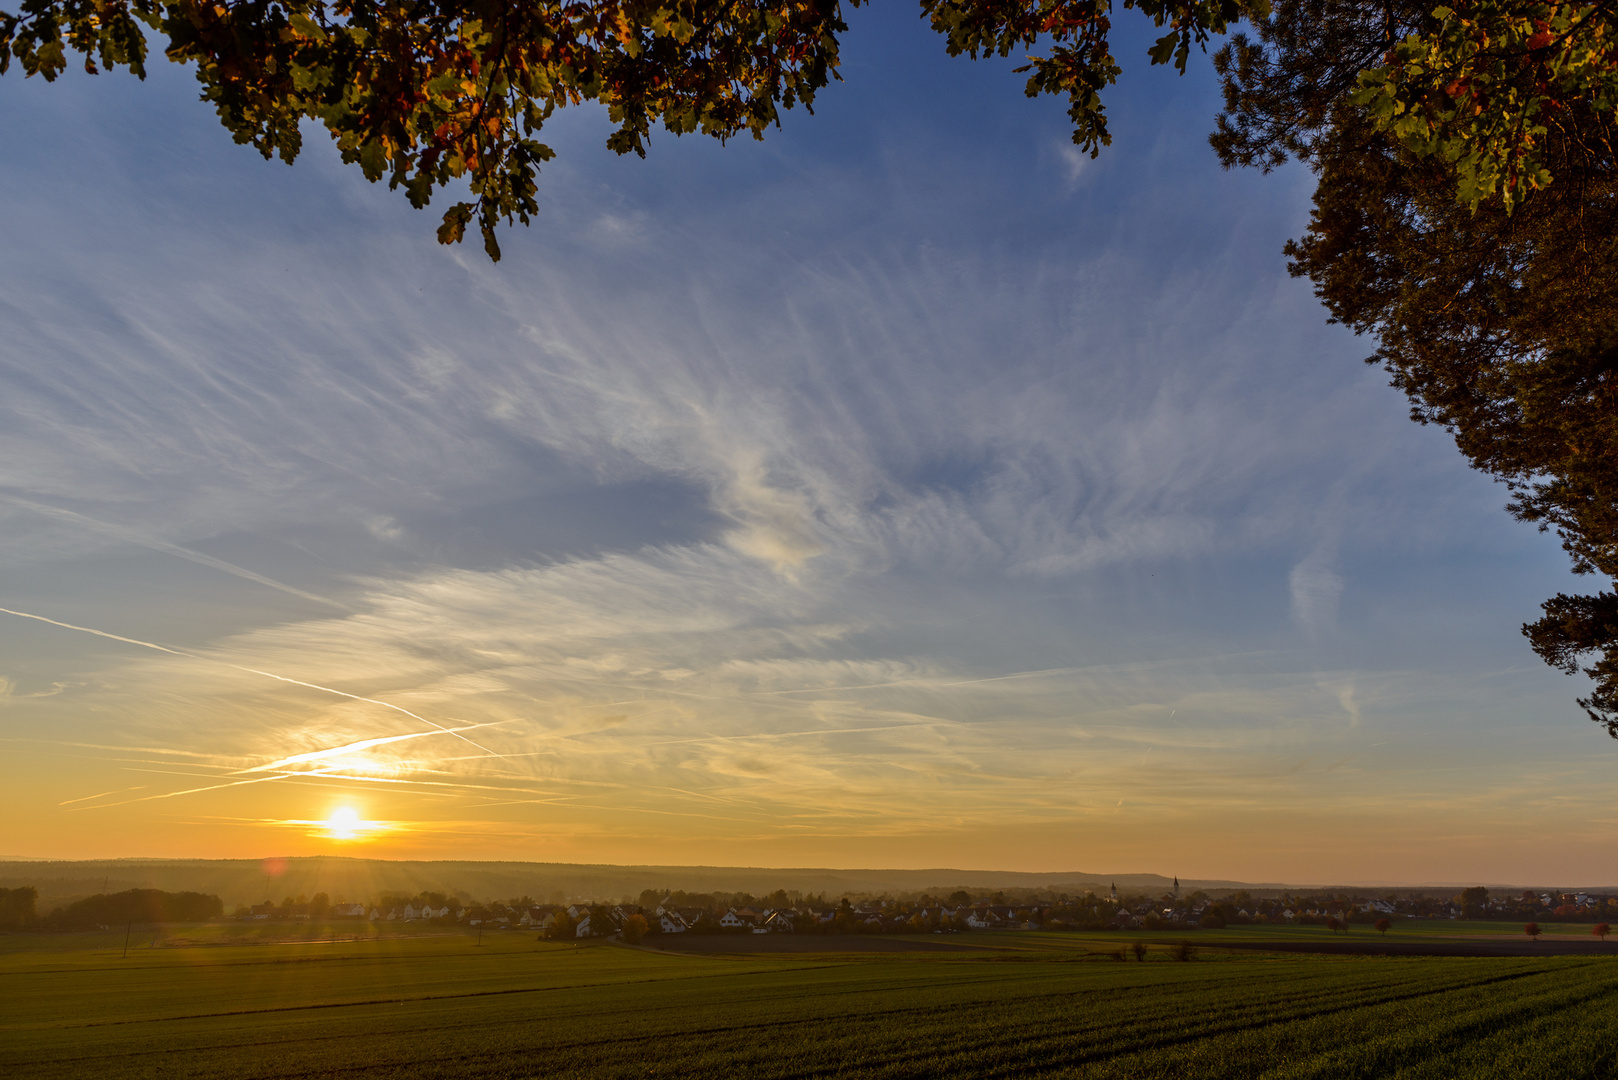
659, 912, 688, 934
719, 909, 752, 930
763, 911, 794, 933
519, 906, 558, 928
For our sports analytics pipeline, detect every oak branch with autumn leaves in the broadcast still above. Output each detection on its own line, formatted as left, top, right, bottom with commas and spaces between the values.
0, 0, 1265, 259
4, 1, 1615, 253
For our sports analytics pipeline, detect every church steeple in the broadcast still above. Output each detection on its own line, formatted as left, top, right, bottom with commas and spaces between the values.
1173, 876, 1180, 898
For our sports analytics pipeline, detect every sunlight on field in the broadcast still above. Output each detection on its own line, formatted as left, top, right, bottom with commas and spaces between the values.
5, 931, 1618, 1079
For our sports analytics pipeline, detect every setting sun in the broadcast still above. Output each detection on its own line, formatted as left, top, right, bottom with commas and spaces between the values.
324, 808, 363, 841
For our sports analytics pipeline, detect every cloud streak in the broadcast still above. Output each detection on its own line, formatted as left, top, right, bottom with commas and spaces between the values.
0, 32, 1594, 880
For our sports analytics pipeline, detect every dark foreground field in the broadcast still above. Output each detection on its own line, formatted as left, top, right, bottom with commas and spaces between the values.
5, 928, 1618, 1079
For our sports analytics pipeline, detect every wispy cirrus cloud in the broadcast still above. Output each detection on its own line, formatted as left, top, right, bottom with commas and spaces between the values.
0, 30, 1595, 880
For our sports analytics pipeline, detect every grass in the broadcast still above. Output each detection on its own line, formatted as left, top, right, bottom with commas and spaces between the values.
4, 928, 1618, 1078
1040, 919, 1614, 947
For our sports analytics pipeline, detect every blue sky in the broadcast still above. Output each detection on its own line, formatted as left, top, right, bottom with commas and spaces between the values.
0, 6, 1608, 884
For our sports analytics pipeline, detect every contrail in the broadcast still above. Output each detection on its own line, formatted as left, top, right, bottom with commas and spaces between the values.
58, 786, 145, 805
64, 772, 292, 809
0, 493, 349, 611
238, 722, 505, 773
0, 606, 502, 757
755, 666, 1085, 695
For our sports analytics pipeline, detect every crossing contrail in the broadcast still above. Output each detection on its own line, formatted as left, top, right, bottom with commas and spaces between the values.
0, 606, 501, 757
239, 723, 505, 773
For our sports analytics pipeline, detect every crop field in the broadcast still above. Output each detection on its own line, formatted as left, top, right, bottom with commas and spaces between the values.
5, 930, 1618, 1079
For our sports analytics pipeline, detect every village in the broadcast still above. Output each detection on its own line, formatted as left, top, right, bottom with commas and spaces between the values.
230, 884, 1618, 938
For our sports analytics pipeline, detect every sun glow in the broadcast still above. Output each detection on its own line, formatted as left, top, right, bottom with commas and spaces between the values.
323, 807, 367, 840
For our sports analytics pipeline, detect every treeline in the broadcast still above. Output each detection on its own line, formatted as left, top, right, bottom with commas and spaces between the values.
45, 889, 223, 928
0, 886, 37, 929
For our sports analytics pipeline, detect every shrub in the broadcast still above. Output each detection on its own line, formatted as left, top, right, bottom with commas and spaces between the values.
1130, 941, 1148, 961
0, 886, 37, 930
1172, 941, 1196, 962
1199, 914, 1225, 929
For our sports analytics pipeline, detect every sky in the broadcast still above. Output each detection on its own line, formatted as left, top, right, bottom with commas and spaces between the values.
0, 7, 1610, 886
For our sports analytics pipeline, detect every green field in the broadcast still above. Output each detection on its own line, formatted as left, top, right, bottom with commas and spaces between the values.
5, 929, 1618, 1078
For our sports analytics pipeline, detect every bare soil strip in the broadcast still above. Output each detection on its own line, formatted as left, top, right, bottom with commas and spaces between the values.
1208, 938, 1618, 957
642, 933, 982, 954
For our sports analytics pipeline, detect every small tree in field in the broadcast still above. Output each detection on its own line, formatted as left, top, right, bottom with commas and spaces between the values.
1131, 941, 1148, 961
1325, 916, 1343, 934
1525, 922, 1542, 940
1375, 918, 1392, 936
1594, 922, 1611, 941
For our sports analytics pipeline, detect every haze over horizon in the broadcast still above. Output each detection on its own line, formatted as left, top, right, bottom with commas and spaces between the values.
0, 9, 1610, 885
7, 855, 1610, 902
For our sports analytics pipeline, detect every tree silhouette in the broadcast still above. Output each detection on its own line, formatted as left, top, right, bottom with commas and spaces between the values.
1594, 922, 1611, 942
1375, 918, 1392, 936
1525, 922, 1542, 940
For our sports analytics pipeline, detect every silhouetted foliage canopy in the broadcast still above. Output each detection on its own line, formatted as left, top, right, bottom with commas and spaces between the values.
1213, 0, 1618, 734
4, 0, 1589, 256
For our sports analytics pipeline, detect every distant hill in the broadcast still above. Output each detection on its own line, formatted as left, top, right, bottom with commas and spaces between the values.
0, 858, 1287, 910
